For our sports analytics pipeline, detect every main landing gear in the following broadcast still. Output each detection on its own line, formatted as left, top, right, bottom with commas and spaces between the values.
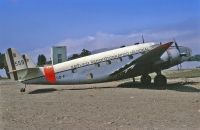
20, 84, 26, 92
140, 73, 167, 89
154, 74, 167, 89
141, 74, 151, 86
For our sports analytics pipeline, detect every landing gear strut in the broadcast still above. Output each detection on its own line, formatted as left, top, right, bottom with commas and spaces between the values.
132, 77, 135, 83
141, 74, 151, 86
20, 84, 26, 92
154, 74, 167, 89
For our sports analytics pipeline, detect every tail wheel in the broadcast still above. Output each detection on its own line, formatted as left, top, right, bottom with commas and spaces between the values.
132, 77, 135, 83
20, 88, 26, 92
141, 75, 151, 86
154, 75, 167, 89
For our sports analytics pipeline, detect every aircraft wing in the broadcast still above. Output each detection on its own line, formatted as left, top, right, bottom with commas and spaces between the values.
110, 42, 173, 76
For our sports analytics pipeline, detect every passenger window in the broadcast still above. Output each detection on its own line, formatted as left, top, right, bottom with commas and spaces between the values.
90, 73, 93, 79
87, 73, 93, 79
106, 60, 111, 65
119, 57, 123, 62
128, 55, 133, 59
72, 68, 77, 73
95, 63, 100, 67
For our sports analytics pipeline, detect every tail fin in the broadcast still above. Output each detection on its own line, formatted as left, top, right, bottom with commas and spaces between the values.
5, 48, 28, 81
22, 54, 36, 68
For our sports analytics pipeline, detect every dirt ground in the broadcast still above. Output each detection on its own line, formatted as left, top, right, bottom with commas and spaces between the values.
0, 78, 200, 130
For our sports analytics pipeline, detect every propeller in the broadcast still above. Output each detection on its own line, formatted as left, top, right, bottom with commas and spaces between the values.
174, 39, 181, 53
173, 39, 182, 70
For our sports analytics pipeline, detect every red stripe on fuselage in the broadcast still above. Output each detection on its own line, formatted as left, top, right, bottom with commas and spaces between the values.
44, 66, 56, 84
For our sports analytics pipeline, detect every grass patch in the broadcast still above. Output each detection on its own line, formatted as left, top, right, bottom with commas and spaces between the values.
163, 69, 200, 79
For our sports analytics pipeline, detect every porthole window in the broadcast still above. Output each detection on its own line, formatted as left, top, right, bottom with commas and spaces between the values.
106, 60, 111, 65
95, 63, 100, 67
72, 68, 77, 73
119, 57, 123, 62
87, 73, 93, 79
128, 55, 133, 59
90, 73, 93, 79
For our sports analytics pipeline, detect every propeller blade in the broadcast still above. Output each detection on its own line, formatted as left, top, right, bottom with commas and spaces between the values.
173, 39, 181, 53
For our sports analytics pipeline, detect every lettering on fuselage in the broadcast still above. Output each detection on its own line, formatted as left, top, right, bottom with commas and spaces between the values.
70, 47, 149, 69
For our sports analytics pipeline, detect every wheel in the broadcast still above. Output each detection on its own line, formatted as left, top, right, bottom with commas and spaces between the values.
154, 75, 167, 89
141, 75, 151, 86
20, 88, 25, 92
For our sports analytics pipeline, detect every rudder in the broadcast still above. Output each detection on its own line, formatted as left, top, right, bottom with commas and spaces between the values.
22, 54, 36, 68
5, 48, 28, 81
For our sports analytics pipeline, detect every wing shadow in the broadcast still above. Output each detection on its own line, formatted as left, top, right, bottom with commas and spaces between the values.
28, 86, 116, 94
28, 81, 200, 94
117, 81, 200, 92
29, 88, 57, 94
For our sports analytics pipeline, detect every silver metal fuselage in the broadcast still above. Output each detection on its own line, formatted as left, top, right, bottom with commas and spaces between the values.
23, 42, 191, 85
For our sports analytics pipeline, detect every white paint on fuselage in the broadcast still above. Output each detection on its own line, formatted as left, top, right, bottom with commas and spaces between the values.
25, 42, 158, 84
21, 42, 192, 85
52, 42, 156, 84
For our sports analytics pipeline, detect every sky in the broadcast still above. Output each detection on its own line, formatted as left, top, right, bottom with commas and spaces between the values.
0, 0, 200, 76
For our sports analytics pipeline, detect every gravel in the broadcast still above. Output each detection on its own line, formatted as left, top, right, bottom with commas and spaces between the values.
0, 78, 200, 130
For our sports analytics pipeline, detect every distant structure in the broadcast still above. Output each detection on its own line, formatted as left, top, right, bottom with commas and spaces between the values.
51, 46, 67, 65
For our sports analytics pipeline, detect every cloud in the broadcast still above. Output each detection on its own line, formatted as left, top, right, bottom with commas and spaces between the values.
28, 32, 142, 62
1, 27, 199, 77
55, 29, 199, 54
28, 25, 200, 64
56, 32, 141, 54
29, 47, 51, 63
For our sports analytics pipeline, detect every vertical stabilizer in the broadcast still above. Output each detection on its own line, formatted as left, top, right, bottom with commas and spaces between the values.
22, 54, 36, 68
5, 48, 28, 81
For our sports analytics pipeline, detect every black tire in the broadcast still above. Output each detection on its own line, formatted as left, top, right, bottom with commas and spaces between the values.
141, 75, 151, 86
20, 88, 25, 92
132, 77, 135, 83
154, 75, 167, 89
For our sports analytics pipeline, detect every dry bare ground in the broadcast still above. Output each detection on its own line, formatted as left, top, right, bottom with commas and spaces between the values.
0, 76, 200, 130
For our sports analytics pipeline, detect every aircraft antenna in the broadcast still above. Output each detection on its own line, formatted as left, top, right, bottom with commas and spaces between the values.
142, 35, 145, 43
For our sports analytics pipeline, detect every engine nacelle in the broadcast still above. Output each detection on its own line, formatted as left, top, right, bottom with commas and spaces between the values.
160, 47, 180, 64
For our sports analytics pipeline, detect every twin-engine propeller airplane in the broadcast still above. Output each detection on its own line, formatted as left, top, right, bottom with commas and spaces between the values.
5, 41, 191, 92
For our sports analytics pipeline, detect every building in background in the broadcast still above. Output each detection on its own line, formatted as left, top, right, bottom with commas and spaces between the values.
51, 46, 67, 65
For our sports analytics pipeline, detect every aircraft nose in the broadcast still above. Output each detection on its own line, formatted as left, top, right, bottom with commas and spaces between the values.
187, 48, 192, 57
179, 46, 192, 62
180, 47, 192, 57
